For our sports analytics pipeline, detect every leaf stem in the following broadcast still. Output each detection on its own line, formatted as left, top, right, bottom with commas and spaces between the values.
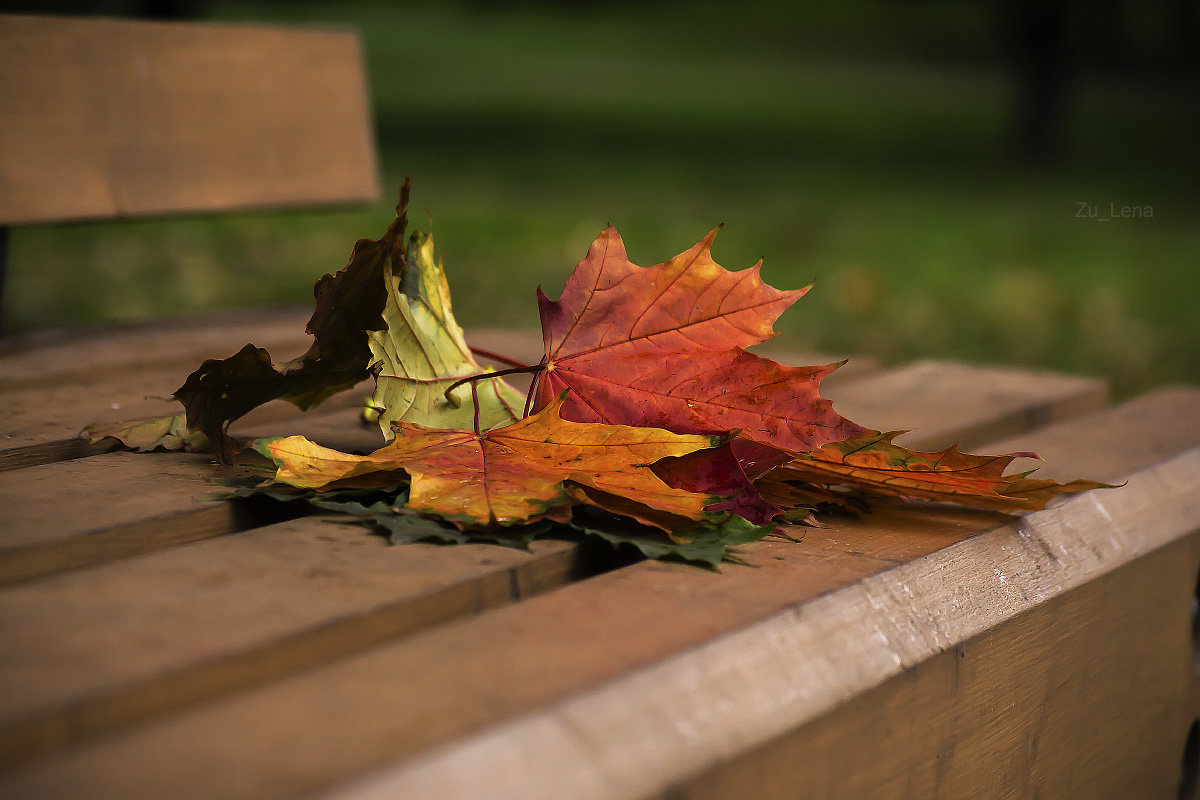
468, 346, 529, 370
443, 363, 545, 406
523, 363, 545, 419
471, 381, 482, 437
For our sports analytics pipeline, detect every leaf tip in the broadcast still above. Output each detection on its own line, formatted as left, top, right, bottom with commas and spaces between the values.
249, 436, 285, 461
396, 175, 412, 214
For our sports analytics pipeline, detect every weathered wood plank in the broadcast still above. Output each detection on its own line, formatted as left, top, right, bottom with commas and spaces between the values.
361, 448, 1200, 800
310, 389, 1200, 800
825, 359, 1108, 451
0, 16, 378, 226
0, 324, 863, 457
0, 308, 312, 392
8, 390, 1188, 800
0, 364, 1100, 772
659, 536, 1198, 799
0, 405, 386, 585
0, 320, 541, 393
645, 386, 1200, 799
0, 522, 589, 773
0, 452, 305, 586
0, 438, 124, 473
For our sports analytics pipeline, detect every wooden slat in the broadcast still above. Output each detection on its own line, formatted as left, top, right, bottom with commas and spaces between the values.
366, 448, 1200, 800
658, 534, 1198, 799
0, 405, 380, 586
0, 308, 315, 470
324, 389, 1200, 800
0, 347, 882, 746
0, 308, 312, 392
0, 15, 378, 225
0, 388, 1186, 800
0, 372, 362, 458
0, 522, 589, 773
0, 320, 543, 395
0, 380, 379, 472
825, 359, 1108, 451
0, 403, 374, 474
0, 367, 1120, 792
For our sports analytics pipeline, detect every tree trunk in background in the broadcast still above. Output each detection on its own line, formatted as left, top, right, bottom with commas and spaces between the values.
1004, 0, 1069, 161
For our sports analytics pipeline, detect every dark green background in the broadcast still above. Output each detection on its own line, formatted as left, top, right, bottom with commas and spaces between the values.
6, 1, 1198, 396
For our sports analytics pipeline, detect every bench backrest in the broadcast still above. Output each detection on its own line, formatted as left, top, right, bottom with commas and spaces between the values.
0, 13, 380, 225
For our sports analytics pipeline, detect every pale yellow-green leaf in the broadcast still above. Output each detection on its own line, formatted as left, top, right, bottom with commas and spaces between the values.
81, 413, 209, 453
366, 230, 525, 439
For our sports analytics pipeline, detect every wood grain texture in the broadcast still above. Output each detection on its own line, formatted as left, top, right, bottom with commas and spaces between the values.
0, 320, 878, 579
0, 452, 301, 585
824, 359, 1108, 451
663, 537, 1198, 800
317, 393, 1200, 800
0, 319, 534, 394
651, 387, 1200, 799
0, 403, 390, 585
0, 308, 312, 391
0, 318, 868, 465
0, 362, 1101, 779
0, 15, 378, 225
0, 520, 584, 772
0, 377, 376, 466
6, 390, 1190, 800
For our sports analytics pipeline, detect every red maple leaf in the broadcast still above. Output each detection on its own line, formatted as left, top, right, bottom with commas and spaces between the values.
532, 227, 870, 463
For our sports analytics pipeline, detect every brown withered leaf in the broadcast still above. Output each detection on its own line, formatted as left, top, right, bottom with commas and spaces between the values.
174, 180, 412, 459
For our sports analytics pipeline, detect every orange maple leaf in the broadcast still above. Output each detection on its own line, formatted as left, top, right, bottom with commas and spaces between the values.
774, 431, 1107, 511
254, 395, 723, 529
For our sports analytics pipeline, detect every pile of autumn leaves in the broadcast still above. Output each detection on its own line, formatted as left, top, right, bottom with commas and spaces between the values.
91, 183, 1101, 565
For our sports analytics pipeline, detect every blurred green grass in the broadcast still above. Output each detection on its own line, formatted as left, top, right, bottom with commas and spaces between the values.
6, 0, 1198, 396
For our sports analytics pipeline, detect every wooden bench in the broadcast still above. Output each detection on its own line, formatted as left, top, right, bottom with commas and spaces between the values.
3, 14, 1200, 800
1, 312, 1198, 798
0, 13, 379, 328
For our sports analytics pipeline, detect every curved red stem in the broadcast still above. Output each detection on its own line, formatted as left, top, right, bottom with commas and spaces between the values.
468, 346, 528, 370
443, 362, 545, 407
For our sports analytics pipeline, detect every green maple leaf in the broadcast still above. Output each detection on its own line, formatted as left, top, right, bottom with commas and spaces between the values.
567, 507, 773, 568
